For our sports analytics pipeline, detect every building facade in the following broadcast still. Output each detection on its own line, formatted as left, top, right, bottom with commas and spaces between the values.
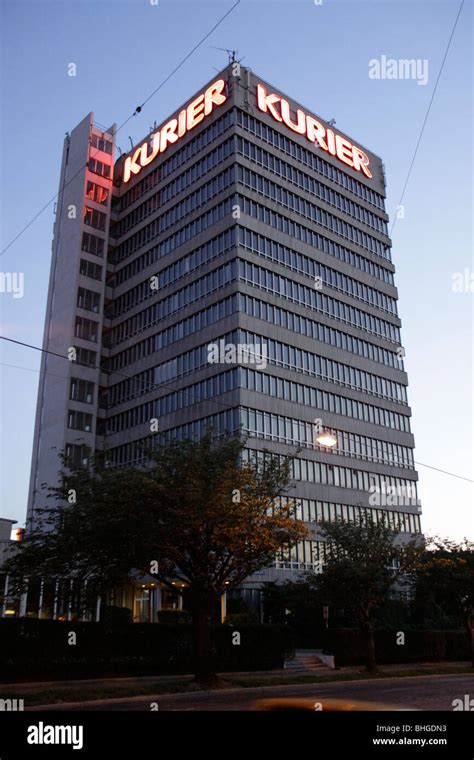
26, 65, 422, 619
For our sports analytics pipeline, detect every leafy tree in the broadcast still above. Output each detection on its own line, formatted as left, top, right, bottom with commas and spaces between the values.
308, 519, 422, 672
6, 433, 306, 682
415, 537, 474, 665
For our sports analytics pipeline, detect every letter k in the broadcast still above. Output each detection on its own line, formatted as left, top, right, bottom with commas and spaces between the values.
256, 84, 282, 122
123, 146, 142, 183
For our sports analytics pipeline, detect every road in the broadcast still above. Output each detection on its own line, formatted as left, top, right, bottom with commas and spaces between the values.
29, 674, 474, 711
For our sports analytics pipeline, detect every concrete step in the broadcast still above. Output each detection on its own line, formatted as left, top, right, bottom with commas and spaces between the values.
284, 648, 333, 672
284, 656, 326, 672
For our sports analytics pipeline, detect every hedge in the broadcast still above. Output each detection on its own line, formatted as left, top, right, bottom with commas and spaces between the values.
0, 619, 295, 680
321, 628, 470, 666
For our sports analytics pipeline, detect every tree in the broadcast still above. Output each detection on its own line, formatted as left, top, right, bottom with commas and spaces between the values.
308, 519, 422, 672
6, 434, 306, 682
415, 537, 474, 666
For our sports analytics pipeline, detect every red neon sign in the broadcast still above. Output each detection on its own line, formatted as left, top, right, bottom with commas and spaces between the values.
256, 84, 372, 179
123, 79, 227, 183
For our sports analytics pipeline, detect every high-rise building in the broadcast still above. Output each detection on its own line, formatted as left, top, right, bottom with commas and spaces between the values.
27, 65, 421, 614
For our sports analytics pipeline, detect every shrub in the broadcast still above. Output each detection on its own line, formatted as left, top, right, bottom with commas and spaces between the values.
157, 609, 191, 624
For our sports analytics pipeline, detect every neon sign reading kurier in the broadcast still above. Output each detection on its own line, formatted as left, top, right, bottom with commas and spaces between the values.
256, 84, 372, 179
123, 79, 227, 183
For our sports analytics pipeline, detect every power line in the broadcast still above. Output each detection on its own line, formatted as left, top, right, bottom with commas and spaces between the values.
2, 336, 473, 484
390, 0, 465, 236
0, 0, 241, 257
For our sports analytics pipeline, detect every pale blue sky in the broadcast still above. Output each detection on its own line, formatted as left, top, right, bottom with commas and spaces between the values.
1, 0, 472, 540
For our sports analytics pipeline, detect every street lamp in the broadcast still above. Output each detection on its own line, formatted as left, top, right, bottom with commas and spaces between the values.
315, 430, 338, 448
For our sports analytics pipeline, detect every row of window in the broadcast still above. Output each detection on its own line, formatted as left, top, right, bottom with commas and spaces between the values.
105, 369, 239, 432
238, 227, 397, 314
274, 495, 421, 534
113, 194, 233, 265
107, 329, 238, 404
274, 539, 326, 568
106, 408, 240, 466
105, 362, 411, 438
116, 110, 235, 211
240, 407, 414, 468
236, 109, 386, 211
239, 191, 394, 277
240, 368, 411, 432
237, 136, 388, 234
113, 137, 235, 239
239, 259, 400, 343
113, 167, 234, 263
239, 328, 408, 403
113, 226, 234, 290
242, 448, 419, 500
240, 294, 403, 370
110, 213, 236, 320
110, 217, 396, 325
105, 376, 413, 466
106, 283, 402, 375
109, 260, 236, 346
107, 326, 407, 407
107, 417, 418, 502
107, 294, 237, 369
238, 165, 389, 260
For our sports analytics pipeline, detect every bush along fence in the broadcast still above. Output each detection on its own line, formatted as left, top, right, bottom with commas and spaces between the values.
321, 628, 470, 666
0, 619, 295, 680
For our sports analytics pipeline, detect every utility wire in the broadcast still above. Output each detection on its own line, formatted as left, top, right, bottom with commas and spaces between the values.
390, 0, 465, 236
2, 336, 473, 484
0, 0, 241, 257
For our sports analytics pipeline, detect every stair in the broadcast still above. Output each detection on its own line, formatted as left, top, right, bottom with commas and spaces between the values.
284, 649, 329, 672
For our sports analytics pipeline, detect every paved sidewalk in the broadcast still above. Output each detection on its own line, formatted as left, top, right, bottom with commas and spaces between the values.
1, 660, 470, 693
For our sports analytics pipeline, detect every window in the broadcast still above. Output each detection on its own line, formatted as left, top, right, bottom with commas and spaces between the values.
88, 157, 111, 178
90, 134, 113, 155
65, 443, 89, 467
68, 410, 93, 432
75, 316, 99, 342
84, 206, 107, 231
77, 287, 100, 313
82, 231, 104, 257
70, 378, 94, 404
79, 259, 103, 281
73, 347, 97, 368
85, 181, 109, 205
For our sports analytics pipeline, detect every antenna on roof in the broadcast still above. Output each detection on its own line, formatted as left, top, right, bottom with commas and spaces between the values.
212, 47, 242, 66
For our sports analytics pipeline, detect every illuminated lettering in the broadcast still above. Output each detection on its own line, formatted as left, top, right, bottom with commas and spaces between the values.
280, 99, 306, 134
122, 79, 227, 183
306, 116, 328, 150
335, 134, 354, 168
256, 83, 372, 179
159, 119, 179, 153
256, 83, 282, 122
204, 79, 226, 115
187, 95, 205, 130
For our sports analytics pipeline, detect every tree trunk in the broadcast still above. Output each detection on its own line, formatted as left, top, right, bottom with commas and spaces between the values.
463, 611, 474, 668
361, 611, 377, 673
190, 594, 218, 684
